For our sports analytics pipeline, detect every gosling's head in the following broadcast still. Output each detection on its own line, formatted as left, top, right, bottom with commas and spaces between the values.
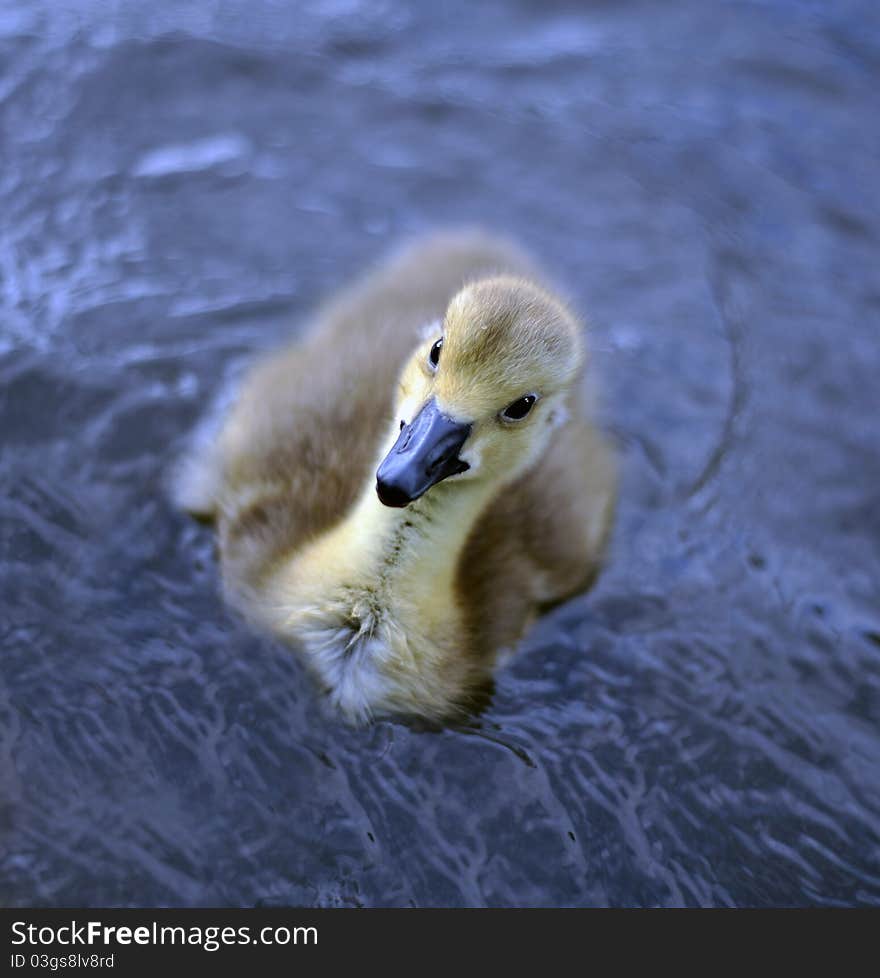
376, 276, 584, 508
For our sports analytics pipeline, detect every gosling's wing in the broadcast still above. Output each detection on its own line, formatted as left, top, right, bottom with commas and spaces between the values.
523, 412, 617, 604
457, 406, 617, 660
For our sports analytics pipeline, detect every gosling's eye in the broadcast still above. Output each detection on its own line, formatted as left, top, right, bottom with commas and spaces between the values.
500, 393, 538, 422
428, 337, 443, 370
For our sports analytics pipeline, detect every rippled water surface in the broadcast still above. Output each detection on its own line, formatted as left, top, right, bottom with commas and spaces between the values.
2, 0, 879, 907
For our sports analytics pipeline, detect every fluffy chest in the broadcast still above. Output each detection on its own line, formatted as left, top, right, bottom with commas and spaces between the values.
289, 593, 403, 722
262, 490, 479, 722
282, 585, 465, 723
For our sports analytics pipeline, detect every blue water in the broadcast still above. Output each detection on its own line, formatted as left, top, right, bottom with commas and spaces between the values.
1, 0, 879, 906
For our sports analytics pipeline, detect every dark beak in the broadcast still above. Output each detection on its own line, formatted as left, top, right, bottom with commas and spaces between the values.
376, 398, 471, 508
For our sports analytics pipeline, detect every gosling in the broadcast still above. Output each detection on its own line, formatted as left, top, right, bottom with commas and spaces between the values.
173, 231, 616, 723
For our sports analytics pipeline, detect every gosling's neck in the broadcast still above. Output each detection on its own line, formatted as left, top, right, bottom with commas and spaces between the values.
267, 448, 498, 639
341, 470, 495, 607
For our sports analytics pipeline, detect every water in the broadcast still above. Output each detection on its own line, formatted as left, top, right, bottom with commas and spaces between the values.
1, 0, 879, 907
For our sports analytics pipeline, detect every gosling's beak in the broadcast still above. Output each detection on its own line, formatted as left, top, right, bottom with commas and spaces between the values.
376, 398, 471, 508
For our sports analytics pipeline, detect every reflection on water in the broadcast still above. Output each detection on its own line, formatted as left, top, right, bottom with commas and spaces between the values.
1, 0, 879, 906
